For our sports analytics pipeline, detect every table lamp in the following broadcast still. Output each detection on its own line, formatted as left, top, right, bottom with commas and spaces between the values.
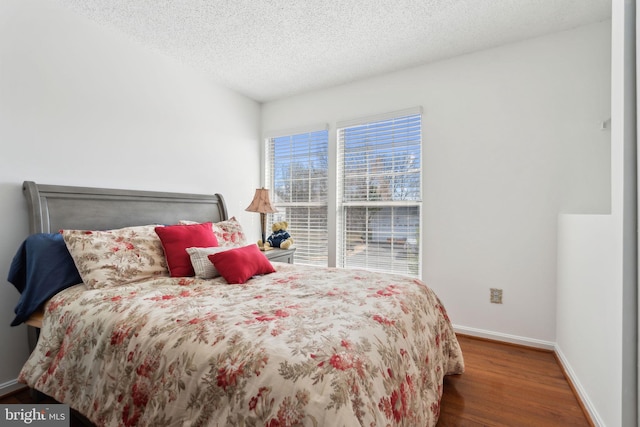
245, 188, 277, 250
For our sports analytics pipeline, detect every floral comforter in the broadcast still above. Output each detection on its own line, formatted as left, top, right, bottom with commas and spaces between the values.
20, 263, 464, 427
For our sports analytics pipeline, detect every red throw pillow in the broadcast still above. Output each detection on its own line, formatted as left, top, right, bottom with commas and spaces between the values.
155, 223, 218, 277
208, 244, 275, 284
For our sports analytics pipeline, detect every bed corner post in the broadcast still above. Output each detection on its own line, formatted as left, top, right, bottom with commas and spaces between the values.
215, 193, 228, 221
22, 181, 43, 235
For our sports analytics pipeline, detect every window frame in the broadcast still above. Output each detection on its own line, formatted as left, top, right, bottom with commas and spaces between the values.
264, 125, 330, 266
336, 108, 423, 277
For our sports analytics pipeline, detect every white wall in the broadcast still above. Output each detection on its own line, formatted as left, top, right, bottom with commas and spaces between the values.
556, 214, 616, 426
0, 0, 261, 391
262, 21, 612, 345
556, 2, 636, 426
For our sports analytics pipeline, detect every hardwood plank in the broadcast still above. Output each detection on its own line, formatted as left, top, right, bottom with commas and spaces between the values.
2, 334, 592, 426
438, 334, 592, 426
25, 309, 43, 328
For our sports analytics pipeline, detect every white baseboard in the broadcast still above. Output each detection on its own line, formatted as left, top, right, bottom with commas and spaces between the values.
0, 379, 26, 397
554, 345, 604, 427
453, 324, 603, 426
453, 324, 555, 350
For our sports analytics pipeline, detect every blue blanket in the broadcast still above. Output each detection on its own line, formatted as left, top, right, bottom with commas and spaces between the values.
7, 233, 82, 326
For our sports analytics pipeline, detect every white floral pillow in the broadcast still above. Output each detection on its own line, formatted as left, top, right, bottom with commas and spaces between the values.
180, 217, 247, 247
186, 246, 232, 279
62, 225, 168, 289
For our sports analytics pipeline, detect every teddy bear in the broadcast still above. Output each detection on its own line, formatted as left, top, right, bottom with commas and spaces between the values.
259, 221, 294, 249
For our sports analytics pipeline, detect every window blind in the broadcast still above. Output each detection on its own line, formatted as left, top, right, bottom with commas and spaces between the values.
337, 110, 422, 277
265, 128, 329, 266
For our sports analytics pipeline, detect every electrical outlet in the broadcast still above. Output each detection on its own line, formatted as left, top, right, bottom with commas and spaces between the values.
490, 288, 503, 304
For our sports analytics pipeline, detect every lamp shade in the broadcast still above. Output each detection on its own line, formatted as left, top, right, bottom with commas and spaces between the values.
245, 188, 277, 214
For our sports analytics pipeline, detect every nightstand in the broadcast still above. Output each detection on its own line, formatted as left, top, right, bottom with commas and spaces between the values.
264, 248, 296, 264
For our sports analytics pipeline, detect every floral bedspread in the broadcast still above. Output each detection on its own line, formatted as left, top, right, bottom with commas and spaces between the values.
20, 264, 464, 427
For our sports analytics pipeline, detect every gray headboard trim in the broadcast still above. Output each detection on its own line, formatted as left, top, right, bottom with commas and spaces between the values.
23, 181, 228, 234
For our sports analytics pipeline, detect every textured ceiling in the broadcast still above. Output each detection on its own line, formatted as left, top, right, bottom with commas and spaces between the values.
56, 0, 611, 102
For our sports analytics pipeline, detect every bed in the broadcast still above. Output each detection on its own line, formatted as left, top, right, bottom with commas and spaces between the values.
11, 181, 464, 427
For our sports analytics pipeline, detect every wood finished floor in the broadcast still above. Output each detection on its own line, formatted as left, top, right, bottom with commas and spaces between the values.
1, 334, 591, 427
437, 335, 591, 426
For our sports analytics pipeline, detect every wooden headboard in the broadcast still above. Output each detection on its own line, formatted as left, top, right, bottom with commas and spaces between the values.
21, 181, 228, 344
23, 181, 228, 234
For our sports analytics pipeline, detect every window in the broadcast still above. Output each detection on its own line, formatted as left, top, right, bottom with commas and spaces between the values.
265, 128, 329, 266
337, 109, 422, 277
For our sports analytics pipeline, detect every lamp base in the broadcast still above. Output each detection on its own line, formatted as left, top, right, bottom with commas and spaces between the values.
259, 214, 273, 251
